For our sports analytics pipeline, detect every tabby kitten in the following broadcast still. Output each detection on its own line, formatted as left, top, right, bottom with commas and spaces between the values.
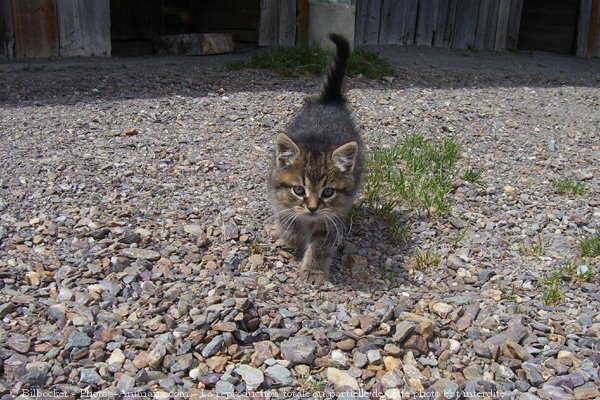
268, 33, 363, 284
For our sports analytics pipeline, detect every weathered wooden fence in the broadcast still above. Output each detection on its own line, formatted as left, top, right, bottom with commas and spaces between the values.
0, 0, 110, 58
355, 0, 523, 51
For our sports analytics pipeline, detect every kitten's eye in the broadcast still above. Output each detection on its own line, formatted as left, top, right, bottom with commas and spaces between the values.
321, 188, 335, 198
292, 186, 306, 196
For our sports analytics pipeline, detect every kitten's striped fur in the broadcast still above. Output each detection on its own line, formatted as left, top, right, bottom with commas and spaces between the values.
268, 33, 363, 284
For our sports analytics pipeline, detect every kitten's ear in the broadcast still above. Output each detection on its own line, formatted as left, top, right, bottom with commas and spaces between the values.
332, 141, 358, 173
275, 133, 300, 168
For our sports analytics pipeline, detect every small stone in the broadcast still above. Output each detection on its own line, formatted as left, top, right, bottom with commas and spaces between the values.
358, 315, 378, 334
202, 336, 224, 358
26, 271, 40, 286
213, 321, 237, 332
481, 289, 502, 301
184, 224, 204, 235
326, 367, 359, 391
522, 361, 545, 386
403, 335, 429, 354
429, 379, 460, 400
215, 380, 235, 395
384, 356, 402, 371
462, 364, 482, 380
123, 128, 138, 136
147, 343, 167, 368
107, 348, 125, 365
264, 364, 294, 386
331, 349, 348, 368
133, 351, 149, 369
486, 325, 528, 347
80, 368, 101, 384
380, 371, 403, 390
353, 352, 368, 368
235, 365, 264, 389
222, 221, 239, 240
280, 336, 317, 365
574, 386, 600, 399
8, 334, 30, 353
65, 330, 92, 350
120, 247, 161, 261
336, 338, 356, 351
117, 374, 136, 391
248, 254, 264, 266
4, 354, 27, 383
432, 302, 454, 319
367, 349, 382, 365
392, 321, 415, 342
449, 217, 465, 229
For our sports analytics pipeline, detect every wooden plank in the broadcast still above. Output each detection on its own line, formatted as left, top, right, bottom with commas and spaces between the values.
506, 0, 523, 49
588, 0, 599, 56
297, 0, 309, 46
494, 0, 511, 50
0, 0, 14, 57
452, 0, 479, 49
576, 0, 591, 56
474, 0, 490, 50
443, 0, 457, 47
596, 0, 600, 56
379, 0, 407, 44
365, 0, 382, 44
12, 0, 59, 58
278, 0, 296, 46
56, 0, 110, 57
484, 0, 500, 51
259, 0, 278, 46
433, 0, 450, 46
354, 0, 367, 44
416, 0, 436, 46
404, 0, 419, 44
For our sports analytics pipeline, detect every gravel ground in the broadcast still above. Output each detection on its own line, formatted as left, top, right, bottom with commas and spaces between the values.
0, 47, 599, 400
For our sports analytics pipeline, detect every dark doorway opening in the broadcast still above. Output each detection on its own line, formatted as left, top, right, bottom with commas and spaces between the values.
518, 0, 579, 55
110, 0, 260, 56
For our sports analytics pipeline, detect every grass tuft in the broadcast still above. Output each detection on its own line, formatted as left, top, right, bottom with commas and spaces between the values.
579, 228, 600, 257
553, 179, 589, 196
521, 234, 544, 257
414, 247, 441, 269
227, 46, 396, 79
541, 260, 596, 306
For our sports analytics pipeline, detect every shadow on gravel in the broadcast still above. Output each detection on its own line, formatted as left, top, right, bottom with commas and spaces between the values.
1, 46, 599, 108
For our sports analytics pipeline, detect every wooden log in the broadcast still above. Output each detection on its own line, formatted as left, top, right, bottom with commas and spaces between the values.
452, 0, 479, 49
56, 0, 110, 57
416, 0, 436, 46
259, 0, 278, 46
0, 0, 14, 57
154, 33, 234, 55
278, 0, 296, 46
494, 0, 511, 51
12, 0, 59, 58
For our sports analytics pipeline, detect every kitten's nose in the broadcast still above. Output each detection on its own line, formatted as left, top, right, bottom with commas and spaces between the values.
307, 206, 318, 213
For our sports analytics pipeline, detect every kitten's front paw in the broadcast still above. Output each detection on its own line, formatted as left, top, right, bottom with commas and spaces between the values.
298, 268, 329, 285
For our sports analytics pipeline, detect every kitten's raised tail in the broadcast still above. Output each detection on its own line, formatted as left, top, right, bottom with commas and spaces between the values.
319, 33, 351, 105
